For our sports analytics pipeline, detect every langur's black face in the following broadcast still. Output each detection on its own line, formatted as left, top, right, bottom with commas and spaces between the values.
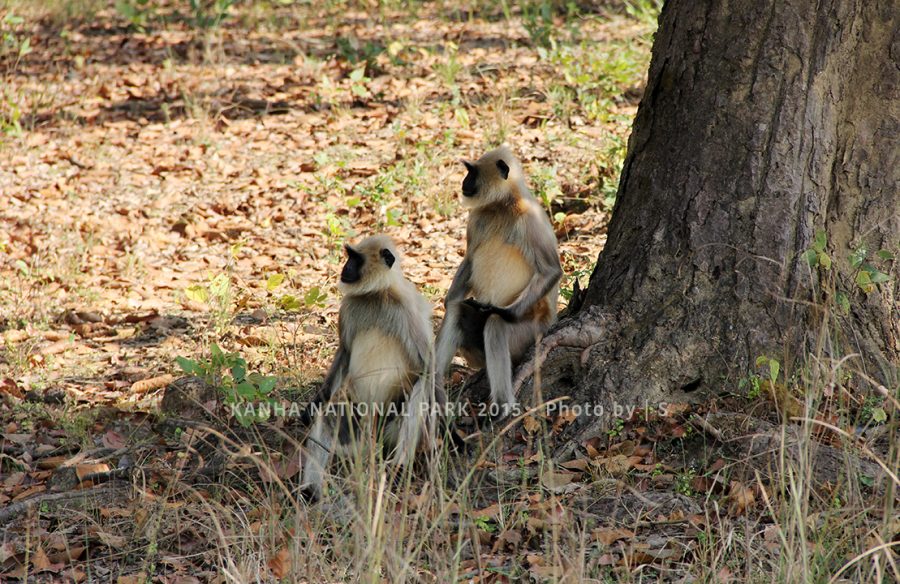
341, 243, 397, 285
341, 245, 364, 284
462, 161, 479, 197
462, 159, 511, 199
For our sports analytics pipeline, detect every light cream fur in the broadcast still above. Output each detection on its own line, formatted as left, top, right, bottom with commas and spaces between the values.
347, 330, 414, 405
469, 238, 533, 306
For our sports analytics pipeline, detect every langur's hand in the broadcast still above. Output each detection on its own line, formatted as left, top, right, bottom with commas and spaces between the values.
463, 298, 518, 323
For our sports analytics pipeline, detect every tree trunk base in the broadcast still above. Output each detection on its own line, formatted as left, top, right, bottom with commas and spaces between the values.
510, 306, 711, 441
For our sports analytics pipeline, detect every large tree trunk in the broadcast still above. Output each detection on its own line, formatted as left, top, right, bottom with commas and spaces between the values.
525, 0, 898, 434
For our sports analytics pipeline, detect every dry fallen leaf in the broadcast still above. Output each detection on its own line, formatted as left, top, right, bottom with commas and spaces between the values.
39, 339, 78, 356
522, 414, 541, 434
491, 528, 523, 553
597, 454, 631, 477
268, 546, 291, 579
531, 564, 565, 578
75, 463, 111, 482
541, 471, 575, 490
726, 481, 756, 516
130, 374, 174, 394
30, 546, 52, 573
46, 545, 86, 565
36, 455, 68, 470
471, 503, 503, 520
0, 378, 25, 400
101, 429, 127, 449
593, 527, 635, 546
560, 458, 590, 472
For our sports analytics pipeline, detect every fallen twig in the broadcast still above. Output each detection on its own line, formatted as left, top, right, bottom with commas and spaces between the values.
689, 413, 724, 442
0, 483, 130, 524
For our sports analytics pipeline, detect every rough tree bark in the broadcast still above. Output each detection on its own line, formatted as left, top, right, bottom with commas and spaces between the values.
522, 0, 899, 435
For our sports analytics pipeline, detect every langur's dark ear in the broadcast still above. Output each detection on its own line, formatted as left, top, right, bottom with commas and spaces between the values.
380, 248, 395, 268
462, 160, 475, 172
496, 159, 510, 180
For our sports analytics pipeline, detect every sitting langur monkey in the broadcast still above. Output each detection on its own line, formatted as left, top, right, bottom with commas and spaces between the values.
435, 145, 562, 418
300, 235, 438, 501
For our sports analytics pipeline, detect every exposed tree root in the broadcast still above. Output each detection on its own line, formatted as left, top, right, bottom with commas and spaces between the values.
512, 307, 612, 398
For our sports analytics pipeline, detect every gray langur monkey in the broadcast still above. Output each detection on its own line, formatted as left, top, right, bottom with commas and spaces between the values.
434, 145, 562, 418
300, 235, 439, 501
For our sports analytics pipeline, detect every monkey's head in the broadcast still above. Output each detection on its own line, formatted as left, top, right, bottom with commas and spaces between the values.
339, 234, 401, 296
460, 144, 523, 208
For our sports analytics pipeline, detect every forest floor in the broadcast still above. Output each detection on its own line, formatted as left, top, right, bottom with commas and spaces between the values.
1, 1, 896, 583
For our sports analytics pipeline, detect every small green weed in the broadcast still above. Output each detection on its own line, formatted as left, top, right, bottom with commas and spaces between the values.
188, 0, 235, 30
185, 272, 233, 333
266, 271, 329, 311
1, 12, 32, 136
114, 0, 155, 30
176, 344, 277, 426
606, 417, 624, 437
675, 468, 696, 496
624, 0, 663, 28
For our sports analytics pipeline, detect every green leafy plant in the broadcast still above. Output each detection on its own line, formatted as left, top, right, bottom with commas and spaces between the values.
1, 13, 32, 63
560, 267, 591, 302
675, 468, 696, 496
560, 252, 592, 302
324, 212, 351, 243
185, 272, 233, 332
539, 39, 648, 123
849, 244, 892, 294
433, 42, 462, 102
802, 229, 832, 270
266, 273, 285, 291
266, 272, 328, 311
739, 374, 763, 400
1, 12, 33, 136
348, 66, 371, 99
755, 355, 781, 386
265, 272, 295, 311
521, 1, 557, 48
303, 286, 328, 308
860, 396, 887, 425
336, 37, 384, 67
474, 516, 497, 534
188, 0, 235, 30
355, 162, 418, 228
176, 344, 277, 426
607, 417, 625, 437
531, 165, 563, 216
115, 0, 155, 30
624, 0, 663, 28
